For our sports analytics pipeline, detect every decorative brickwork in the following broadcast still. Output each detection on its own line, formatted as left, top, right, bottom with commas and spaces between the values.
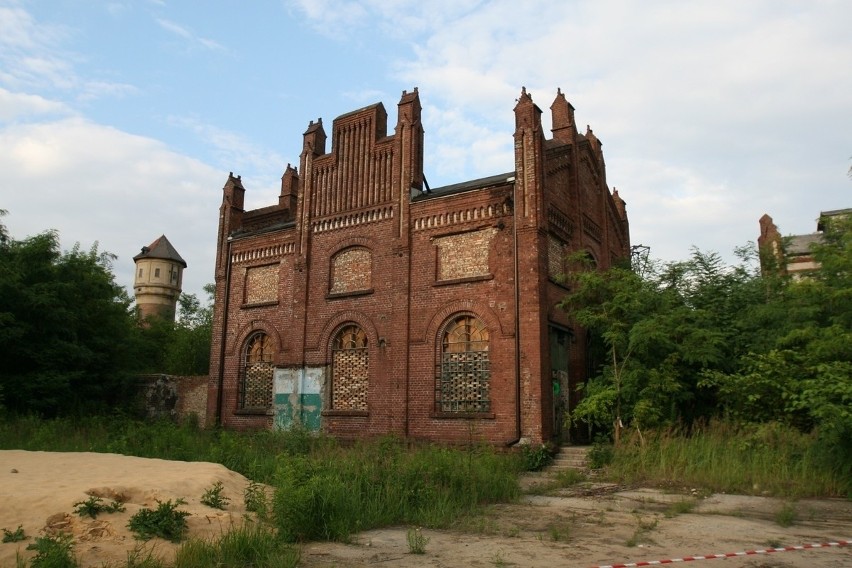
208, 88, 630, 445
245, 264, 279, 305
330, 248, 372, 294
434, 228, 496, 281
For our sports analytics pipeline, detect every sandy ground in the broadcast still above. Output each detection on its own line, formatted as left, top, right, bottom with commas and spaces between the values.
1, 451, 850, 568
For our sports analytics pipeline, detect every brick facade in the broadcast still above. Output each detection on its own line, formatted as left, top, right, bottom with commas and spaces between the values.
207, 87, 630, 445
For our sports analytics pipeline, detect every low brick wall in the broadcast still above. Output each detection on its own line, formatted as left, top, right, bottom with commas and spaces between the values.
137, 374, 209, 425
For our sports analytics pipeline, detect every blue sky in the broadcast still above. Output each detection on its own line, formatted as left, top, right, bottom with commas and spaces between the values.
2, 0, 851, 305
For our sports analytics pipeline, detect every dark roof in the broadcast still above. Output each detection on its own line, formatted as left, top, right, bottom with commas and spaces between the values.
133, 235, 187, 267
412, 172, 515, 202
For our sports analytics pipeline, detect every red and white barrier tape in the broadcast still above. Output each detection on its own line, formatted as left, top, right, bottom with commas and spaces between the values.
592, 539, 850, 568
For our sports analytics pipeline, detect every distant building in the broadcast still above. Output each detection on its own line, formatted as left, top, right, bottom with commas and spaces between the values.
208, 87, 630, 445
758, 208, 850, 277
133, 235, 187, 321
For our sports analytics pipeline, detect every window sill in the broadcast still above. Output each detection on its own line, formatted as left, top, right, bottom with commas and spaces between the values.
322, 409, 369, 417
234, 408, 273, 416
326, 289, 374, 300
433, 274, 493, 287
430, 411, 495, 420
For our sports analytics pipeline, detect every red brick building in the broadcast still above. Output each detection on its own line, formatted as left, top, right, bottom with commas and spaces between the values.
207, 87, 630, 445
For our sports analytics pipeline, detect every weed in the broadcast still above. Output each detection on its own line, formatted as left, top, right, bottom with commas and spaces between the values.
664, 499, 695, 518
26, 534, 77, 568
555, 468, 586, 487
172, 524, 300, 567
503, 526, 520, 538
128, 499, 191, 542
766, 538, 782, 548
123, 546, 166, 568
200, 481, 230, 510
243, 481, 269, 517
490, 550, 508, 567
2, 525, 26, 543
548, 523, 570, 542
521, 443, 555, 471
775, 502, 797, 527
73, 495, 125, 519
626, 513, 658, 547
588, 441, 614, 469
406, 526, 430, 554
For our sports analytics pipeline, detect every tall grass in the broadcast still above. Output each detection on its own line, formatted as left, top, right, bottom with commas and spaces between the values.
605, 420, 848, 497
271, 436, 520, 542
0, 415, 522, 546
0, 414, 329, 483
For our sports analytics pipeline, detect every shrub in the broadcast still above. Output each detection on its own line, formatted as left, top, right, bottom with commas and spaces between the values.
128, 499, 191, 542
26, 534, 77, 567
521, 443, 555, 471
73, 495, 125, 518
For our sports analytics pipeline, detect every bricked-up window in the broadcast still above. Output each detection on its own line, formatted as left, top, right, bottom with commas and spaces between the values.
438, 315, 490, 413
239, 332, 274, 410
330, 247, 372, 295
331, 324, 369, 411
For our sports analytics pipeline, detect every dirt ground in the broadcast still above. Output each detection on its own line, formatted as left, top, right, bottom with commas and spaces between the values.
300, 474, 852, 568
1, 451, 850, 567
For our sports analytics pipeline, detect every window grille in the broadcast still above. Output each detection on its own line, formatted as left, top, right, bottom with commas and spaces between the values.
331, 324, 368, 411
438, 315, 490, 412
239, 332, 273, 409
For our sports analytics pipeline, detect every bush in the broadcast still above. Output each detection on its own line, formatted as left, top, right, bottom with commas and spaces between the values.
128, 499, 191, 542
521, 443, 555, 471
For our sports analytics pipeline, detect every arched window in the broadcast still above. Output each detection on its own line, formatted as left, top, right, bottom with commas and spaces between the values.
331, 324, 369, 411
239, 332, 273, 410
438, 315, 490, 413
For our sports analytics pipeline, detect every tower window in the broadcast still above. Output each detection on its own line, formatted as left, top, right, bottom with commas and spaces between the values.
155, 268, 160, 278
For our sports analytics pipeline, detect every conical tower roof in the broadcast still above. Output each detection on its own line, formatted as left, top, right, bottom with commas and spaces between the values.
133, 235, 187, 267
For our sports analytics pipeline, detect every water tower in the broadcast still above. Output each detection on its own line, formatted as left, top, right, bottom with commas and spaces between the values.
133, 235, 187, 321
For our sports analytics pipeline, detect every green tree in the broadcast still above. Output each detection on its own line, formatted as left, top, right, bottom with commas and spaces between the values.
132, 283, 213, 376
0, 222, 137, 416
561, 248, 764, 441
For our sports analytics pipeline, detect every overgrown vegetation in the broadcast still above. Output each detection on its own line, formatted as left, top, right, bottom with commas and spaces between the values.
0, 213, 213, 418
561, 215, 852, 495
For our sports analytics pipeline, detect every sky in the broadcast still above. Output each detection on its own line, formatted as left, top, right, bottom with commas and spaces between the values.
2, 0, 851, 304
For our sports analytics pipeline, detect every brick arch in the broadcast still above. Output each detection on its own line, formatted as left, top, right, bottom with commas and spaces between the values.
308, 310, 380, 362
227, 319, 284, 359
420, 299, 509, 346
329, 235, 375, 254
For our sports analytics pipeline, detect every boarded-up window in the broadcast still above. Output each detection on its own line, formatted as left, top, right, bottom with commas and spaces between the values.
331, 324, 368, 411
434, 228, 496, 281
438, 315, 490, 413
245, 264, 279, 304
330, 248, 372, 294
239, 332, 273, 409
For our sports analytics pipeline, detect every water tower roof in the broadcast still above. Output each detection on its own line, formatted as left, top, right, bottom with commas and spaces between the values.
133, 235, 187, 267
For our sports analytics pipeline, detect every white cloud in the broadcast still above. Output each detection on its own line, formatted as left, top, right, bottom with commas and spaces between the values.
0, 87, 70, 121
155, 18, 225, 52
0, 117, 223, 300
